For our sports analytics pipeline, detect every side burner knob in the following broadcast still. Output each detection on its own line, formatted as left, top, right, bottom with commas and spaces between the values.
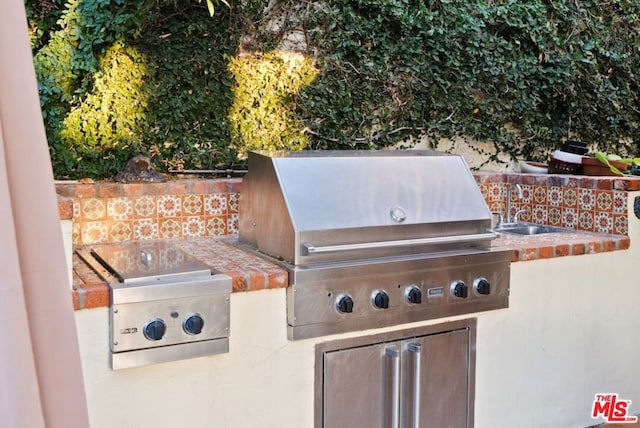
143, 318, 166, 341
474, 278, 491, 295
372, 291, 390, 309
336, 295, 354, 314
183, 313, 205, 335
451, 281, 468, 299
406, 286, 422, 304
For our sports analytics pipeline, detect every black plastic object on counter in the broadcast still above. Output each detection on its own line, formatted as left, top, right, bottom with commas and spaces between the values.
561, 140, 589, 155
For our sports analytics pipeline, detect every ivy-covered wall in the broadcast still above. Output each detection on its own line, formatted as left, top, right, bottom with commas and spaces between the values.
27, 0, 640, 179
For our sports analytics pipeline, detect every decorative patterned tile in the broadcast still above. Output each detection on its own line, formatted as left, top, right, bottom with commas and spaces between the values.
531, 205, 548, 224
594, 212, 613, 234
561, 208, 578, 229
613, 215, 628, 235
519, 185, 533, 204
578, 189, 596, 211
478, 184, 489, 201
81, 198, 106, 221
72, 222, 81, 245
133, 219, 159, 240
562, 188, 578, 208
228, 193, 240, 213
73, 200, 81, 219
80, 221, 108, 244
547, 186, 562, 207
595, 191, 613, 212
206, 216, 227, 236
547, 207, 561, 226
109, 222, 133, 242
489, 202, 505, 215
182, 216, 206, 238
159, 218, 181, 239
488, 183, 504, 202
578, 211, 594, 231
612, 191, 627, 214
533, 186, 546, 204
205, 194, 228, 215
107, 197, 133, 221
227, 214, 239, 235
134, 196, 156, 218
157, 195, 181, 218
182, 194, 203, 216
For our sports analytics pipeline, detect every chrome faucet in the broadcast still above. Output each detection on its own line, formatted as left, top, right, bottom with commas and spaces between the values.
505, 183, 524, 224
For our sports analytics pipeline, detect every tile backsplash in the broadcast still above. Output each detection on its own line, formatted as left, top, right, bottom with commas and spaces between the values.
473, 172, 639, 235
57, 172, 639, 246
56, 179, 241, 245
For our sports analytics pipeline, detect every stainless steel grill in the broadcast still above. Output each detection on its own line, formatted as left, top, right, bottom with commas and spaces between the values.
78, 241, 231, 369
238, 150, 512, 340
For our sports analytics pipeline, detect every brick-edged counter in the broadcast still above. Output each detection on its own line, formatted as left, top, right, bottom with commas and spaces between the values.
58, 174, 637, 310
72, 237, 288, 310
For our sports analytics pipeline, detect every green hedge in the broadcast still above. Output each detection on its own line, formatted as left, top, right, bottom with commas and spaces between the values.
27, 0, 640, 179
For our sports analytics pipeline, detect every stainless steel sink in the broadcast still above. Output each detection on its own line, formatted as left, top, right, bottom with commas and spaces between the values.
496, 223, 574, 236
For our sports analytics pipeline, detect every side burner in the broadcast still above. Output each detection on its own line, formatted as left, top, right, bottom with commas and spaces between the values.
78, 241, 232, 370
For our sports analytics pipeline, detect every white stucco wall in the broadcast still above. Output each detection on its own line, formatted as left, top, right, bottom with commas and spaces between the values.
408, 137, 519, 172
73, 193, 640, 428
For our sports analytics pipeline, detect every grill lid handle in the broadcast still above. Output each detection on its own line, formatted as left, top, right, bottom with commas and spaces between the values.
301, 231, 498, 255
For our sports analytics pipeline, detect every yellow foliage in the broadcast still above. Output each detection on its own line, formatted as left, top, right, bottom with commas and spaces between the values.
228, 51, 318, 156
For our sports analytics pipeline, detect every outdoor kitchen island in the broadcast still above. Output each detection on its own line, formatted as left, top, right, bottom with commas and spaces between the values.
63, 172, 640, 428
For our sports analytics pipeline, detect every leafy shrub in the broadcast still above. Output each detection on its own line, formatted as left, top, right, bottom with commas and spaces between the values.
26, 0, 640, 178
59, 42, 149, 178
228, 51, 318, 155
298, 0, 640, 162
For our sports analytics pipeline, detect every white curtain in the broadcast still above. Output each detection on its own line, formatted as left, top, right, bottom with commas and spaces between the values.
0, 1, 90, 427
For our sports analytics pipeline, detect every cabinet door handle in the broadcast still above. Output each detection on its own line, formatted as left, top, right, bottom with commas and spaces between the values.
407, 342, 422, 428
383, 347, 400, 428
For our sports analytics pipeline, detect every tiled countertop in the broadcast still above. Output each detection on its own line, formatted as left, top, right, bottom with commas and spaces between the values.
493, 229, 630, 262
71, 233, 630, 310
72, 236, 288, 310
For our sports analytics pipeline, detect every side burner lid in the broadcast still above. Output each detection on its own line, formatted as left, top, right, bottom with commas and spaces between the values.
90, 241, 211, 283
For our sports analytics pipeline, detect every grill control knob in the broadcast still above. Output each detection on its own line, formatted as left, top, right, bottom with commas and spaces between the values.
406, 286, 422, 304
336, 295, 354, 313
372, 291, 390, 309
183, 313, 205, 335
451, 281, 468, 299
474, 278, 491, 295
143, 318, 166, 341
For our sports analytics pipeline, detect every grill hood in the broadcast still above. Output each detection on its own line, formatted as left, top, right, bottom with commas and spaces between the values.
238, 150, 496, 266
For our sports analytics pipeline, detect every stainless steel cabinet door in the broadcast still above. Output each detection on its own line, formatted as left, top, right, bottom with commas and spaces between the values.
401, 329, 470, 428
323, 342, 401, 428
320, 324, 473, 428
